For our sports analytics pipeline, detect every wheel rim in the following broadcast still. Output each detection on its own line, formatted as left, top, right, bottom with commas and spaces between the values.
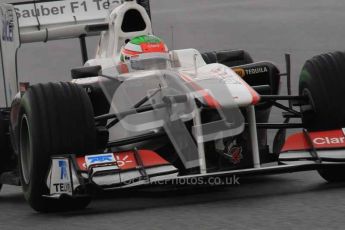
301, 88, 315, 113
20, 115, 32, 185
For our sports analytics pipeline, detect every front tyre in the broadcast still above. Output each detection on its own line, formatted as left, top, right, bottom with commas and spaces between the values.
299, 51, 345, 182
318, 166, 345, 183
299, 51, 345, 130
18, 82, 97, 212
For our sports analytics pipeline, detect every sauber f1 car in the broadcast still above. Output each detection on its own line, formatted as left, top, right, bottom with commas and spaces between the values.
1, 0, 345, 212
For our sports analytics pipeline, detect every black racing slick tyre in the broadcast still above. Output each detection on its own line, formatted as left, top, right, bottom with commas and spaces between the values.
0, 112, 13, 173
18, 82, 97, 212
299, 51, 345, 131
299, 51, 345, 182
318, 166, 345, 183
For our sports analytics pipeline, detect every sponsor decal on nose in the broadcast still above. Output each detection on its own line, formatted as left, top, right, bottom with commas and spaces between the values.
58, 160, 68, 180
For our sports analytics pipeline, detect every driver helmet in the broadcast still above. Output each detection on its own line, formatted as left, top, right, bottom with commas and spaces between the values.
120, 35, 170, 71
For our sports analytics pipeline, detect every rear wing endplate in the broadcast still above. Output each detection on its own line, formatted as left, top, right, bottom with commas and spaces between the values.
0, 4, 20, 107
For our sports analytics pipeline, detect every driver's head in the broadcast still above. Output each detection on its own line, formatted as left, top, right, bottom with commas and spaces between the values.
120, 35, 170, 71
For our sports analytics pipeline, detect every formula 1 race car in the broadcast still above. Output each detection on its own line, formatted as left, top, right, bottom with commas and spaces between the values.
1, 0, 345, 212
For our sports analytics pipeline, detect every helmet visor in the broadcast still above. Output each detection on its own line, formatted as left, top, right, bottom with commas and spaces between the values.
129, 53, 170, 70
131, 58, 169, 70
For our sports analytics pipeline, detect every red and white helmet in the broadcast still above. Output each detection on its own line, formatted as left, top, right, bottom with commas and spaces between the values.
120, 35, 170, 70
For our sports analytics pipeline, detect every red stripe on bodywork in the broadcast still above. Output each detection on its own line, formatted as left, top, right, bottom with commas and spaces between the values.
281, 129, 345, 152
236, 77, 261, 105
179, 73, 220, 108
210, 67, 261, 105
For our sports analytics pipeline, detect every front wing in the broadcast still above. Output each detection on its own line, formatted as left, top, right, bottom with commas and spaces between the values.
46, 147, 345, 198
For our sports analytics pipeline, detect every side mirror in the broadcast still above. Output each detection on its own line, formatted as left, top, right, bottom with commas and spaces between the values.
71, 65, 102, 79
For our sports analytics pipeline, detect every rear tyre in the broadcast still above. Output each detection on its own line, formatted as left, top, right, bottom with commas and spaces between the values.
18, 82, 97, 212
299, 51, 345, 182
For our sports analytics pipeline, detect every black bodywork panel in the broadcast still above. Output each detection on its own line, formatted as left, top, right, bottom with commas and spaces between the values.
202, 49, 254, 67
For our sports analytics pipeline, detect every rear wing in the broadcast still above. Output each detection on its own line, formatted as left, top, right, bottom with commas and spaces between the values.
14, 0, 151, 43
0, 0, 150, 107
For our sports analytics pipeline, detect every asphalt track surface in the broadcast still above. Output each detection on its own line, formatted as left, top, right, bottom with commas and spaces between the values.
2, 0, 345, 229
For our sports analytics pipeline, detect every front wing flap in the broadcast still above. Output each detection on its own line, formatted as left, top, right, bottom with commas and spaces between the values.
47, 150, 179, 197
279, 128, 345, 164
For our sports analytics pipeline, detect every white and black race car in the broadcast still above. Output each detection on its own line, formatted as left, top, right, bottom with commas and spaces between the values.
1, 0, 345, 212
